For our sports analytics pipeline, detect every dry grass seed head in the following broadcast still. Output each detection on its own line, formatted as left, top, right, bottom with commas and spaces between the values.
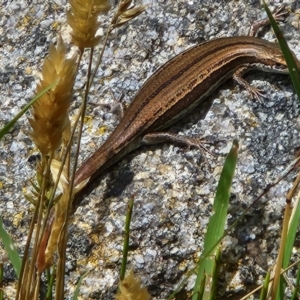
119, 0, 132, 12
67, 0, 111, 50
116, 269, 151, 300
113, 5, 148, 28
29, 36, 77, 155
111, 0, 147, 29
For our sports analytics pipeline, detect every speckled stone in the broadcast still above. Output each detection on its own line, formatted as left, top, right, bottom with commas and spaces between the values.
1, 0, 300, 299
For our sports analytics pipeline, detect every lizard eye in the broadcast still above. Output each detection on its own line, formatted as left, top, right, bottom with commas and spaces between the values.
274, 63, 287, 70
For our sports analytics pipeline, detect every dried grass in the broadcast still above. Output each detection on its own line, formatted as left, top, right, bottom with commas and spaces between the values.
67, 0, 111, 51
29, 36, 77, 156
116, 269, 151, 300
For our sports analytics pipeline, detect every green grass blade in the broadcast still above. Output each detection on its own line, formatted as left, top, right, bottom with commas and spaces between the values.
283, 196, 300, 268
0, 81, 56, 141
276, 196, 300, 299
0, 262, 3, 300
0, 217, 22, 277
291, 265, 300, 300
260, 271, 270, 300
192, 140, 239, 300
263, 4, 300, 297
46, 267, 56, 299
73, 270, 90, 300
201, 247, 221, 300
120, 197, 134, 281
263, 1, 300, 101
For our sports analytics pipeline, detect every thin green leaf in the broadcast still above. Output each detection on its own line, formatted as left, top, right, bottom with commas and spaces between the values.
0, 217, 22, 277
263, 1, 300, 101
282, 198, 300, 269
120, 197, 134, 281
46, 267, 55, 300
283, 196, 300, 268
73, 270, 90, 300
260, 272, 270, 300
291, 265, 300, 300
276, 195, 300, 299
0, 262, 3, 300
0, 81, 56, 140
192, 140, 239, 300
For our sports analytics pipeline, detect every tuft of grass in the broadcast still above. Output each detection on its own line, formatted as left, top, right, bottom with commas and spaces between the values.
262, 2, 300, 299
0, 1, 148, 299
192, 140, 238, 300
263, 1, 300, 101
